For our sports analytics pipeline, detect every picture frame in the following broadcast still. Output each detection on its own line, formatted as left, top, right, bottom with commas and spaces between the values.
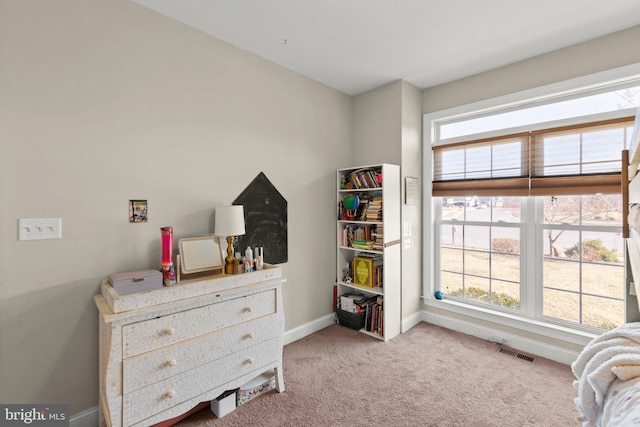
405, 177, 420, 205
129, 200, 148, 223
177, 236, 223, 280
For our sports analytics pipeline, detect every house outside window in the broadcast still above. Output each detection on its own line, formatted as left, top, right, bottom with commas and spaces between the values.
427, 77, 640, 333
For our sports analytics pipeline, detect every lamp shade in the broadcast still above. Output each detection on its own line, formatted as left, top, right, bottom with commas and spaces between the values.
214, 205, 246, 237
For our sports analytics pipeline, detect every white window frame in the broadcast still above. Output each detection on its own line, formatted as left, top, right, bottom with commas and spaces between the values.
423, 63, 640, 348
535, 197, 625, 328
435, 199, 527, 312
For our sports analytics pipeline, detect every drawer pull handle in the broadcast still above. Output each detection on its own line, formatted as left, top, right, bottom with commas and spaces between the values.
243, 306, 253, 313
245, 358, 254, 365
244, 332, 254, 340
164, 359, 177, 367
165, 390, 176, 399
161, 327, 175, 336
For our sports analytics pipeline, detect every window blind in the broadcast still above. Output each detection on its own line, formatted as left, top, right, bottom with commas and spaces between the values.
432, 117, 633, 197
432, 133, 529, 196
530, 117, 633, 195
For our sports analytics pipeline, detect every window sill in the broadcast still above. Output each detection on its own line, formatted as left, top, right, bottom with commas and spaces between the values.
422, 296, 598, 347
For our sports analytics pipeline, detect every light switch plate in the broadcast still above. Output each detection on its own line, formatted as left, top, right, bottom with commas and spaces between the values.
18, 218, 62, 241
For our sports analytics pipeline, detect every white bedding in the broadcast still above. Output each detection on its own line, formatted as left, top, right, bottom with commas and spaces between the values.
629, 203, 640, 233
601, 376, 640, 426
627, 207, 640, 311
572, 322, 640, 426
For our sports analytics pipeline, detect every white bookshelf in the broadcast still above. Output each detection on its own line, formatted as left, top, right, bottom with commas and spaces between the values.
336, 163, 400, 341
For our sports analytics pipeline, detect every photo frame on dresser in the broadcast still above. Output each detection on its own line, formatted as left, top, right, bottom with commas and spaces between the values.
177, 236, 223, 281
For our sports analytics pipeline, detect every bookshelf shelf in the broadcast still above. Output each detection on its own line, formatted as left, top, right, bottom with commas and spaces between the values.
337, 246, 382, 254
338, 281, 384, 296
338, 188, 381, 193
337, 219, 383, 224
335, 163, 400, 342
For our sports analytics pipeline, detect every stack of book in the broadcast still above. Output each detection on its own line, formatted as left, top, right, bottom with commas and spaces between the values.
339, 293, 372, 314
371, 224, 384, 251
351, 240, 374, 250
340, 224, 376, 248
364, 197, 382, 221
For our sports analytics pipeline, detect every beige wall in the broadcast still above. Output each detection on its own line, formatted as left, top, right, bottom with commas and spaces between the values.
351, 81, 423, 327
0, 0, 351, 414
400, 81, 423, 321
351, 81, 402, 166
422, 25, 640, 113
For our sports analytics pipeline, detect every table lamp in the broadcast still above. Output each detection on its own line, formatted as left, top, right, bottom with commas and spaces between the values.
215, 205, 246, 274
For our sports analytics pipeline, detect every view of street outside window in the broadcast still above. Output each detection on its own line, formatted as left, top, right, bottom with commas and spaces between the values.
542, 195, 624, 329
439, 195, 624, 330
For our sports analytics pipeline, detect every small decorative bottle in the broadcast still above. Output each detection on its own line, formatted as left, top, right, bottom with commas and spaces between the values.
255, 247, 264, 270
160, 226, 176, 286
245, 246, 253, 272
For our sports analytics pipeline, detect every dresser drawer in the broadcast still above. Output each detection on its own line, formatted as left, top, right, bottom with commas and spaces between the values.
122, 289, 276, 357
123, 313, 282, 392
123, 338, 279, 426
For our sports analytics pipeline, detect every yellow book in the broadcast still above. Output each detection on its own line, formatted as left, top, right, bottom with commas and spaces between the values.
353, 257, 373, 287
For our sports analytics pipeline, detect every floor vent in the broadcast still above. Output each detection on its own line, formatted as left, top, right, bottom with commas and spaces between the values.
498, 346, 536, 363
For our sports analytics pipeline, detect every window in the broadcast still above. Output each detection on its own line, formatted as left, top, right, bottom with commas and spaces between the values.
440, 197, 522, 311
541, 195, 624, 329
438, 194, 625, 330
439, 85, 640, 140
428, 72, 639, 333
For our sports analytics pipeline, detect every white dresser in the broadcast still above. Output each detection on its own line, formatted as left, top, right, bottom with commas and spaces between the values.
94, 266, 285, 427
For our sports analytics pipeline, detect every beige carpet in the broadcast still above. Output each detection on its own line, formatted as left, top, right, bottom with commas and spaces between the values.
176, 322, 581, 426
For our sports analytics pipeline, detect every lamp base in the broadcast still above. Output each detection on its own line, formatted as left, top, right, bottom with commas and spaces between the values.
225, 262, 235, 275
225, 235, 236, 274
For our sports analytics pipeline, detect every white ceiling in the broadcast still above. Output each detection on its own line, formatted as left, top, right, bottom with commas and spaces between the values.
130, 0, 640, 96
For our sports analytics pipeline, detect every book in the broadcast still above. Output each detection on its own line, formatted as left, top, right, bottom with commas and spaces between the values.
344, 169, 383, 190
352, 255, 382, 288
355, 253, 383, 286
352, 256, 374, 287
340, 295, 355, 312
351, 241, 374, 250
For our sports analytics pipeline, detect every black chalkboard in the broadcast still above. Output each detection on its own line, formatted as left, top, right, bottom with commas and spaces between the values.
233, 172, 288, 264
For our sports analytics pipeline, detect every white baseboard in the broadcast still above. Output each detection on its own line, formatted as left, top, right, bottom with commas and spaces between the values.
420, 310, 580, 365
281, 309, 581, 366
283, 313, 336, 345
70, 406, 99, 427
401, 311, 423, 333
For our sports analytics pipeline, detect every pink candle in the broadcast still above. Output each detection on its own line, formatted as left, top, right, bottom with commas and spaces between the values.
161, 226, 173, 264
160, 226, 175, 286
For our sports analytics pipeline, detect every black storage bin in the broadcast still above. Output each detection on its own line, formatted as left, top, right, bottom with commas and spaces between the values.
337, 309, 365, 330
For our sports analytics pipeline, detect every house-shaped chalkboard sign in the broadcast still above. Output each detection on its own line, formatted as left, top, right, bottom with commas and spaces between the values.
233, 172, 287, 264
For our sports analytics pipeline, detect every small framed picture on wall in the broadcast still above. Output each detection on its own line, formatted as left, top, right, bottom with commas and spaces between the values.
129, 200, 148, 223
405, 177, 420, 205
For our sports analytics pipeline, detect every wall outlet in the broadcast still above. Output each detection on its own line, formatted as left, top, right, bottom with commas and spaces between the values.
18, 218, 62, 241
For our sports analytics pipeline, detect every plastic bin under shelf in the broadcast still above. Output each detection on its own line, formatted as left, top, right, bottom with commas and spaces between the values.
336, 309, 365, 331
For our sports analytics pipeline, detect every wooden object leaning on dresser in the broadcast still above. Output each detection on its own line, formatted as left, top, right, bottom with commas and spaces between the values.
94, 265, 285, 427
